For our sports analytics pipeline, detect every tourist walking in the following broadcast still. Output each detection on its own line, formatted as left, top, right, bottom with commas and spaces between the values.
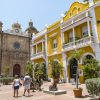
23, 73, 31, 96
13, 75, 20, 98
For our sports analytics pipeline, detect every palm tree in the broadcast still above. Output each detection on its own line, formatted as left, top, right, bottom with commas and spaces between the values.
49, 60, 63, 91
70, 50, 82, 88
70, 50, 83, 97
83, 58, 100, 79
26, 61, 33, 77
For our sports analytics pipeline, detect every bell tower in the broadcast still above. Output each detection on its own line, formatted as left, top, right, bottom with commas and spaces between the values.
25, 19, 38, 38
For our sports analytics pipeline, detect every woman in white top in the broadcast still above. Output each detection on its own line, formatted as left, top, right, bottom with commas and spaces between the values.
13, 75, 20, 97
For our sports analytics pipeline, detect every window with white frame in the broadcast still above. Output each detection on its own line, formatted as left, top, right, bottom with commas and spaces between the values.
82, 26, 88, 37
69, 31, 73, 42
53, 39, 57, 49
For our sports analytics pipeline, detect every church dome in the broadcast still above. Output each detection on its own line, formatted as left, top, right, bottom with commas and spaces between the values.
25, 19, 38, 34
12, 22, 21, 29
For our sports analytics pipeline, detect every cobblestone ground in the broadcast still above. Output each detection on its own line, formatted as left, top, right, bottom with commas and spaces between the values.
0, 82, 98, 100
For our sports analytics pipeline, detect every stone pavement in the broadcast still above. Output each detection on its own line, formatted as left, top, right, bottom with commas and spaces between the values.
0, 82, 97, 100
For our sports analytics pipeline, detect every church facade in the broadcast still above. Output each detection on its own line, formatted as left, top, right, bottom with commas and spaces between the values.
0, 20, 38, 77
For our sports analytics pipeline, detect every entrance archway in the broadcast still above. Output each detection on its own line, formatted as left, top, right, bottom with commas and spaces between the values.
13, 64, 20, 77
69, 58, 78, 82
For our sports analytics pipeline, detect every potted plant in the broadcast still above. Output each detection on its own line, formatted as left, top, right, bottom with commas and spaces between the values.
49, 60, 63, 91
70, 50, 83, 97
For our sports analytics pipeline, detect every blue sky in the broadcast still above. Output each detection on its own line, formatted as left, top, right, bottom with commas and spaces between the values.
0, 0, 82, 31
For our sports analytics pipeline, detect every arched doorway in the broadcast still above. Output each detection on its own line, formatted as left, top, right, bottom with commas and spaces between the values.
69, 58, 78, 82
13, 64, 20, 77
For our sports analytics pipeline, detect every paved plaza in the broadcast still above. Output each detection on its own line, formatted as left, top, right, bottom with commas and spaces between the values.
0, 82, 98, 100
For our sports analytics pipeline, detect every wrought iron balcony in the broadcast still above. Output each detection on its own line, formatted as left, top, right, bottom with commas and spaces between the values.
63, 36, 94, 51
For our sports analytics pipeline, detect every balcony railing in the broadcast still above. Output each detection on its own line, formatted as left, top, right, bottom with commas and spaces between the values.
31, 51, 46, 60
63, 36, 94, 51
61, 11, 90, 29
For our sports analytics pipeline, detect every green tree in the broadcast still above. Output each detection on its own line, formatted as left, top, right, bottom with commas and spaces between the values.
34, 63, 44, 79
49, 60, 63, 90
83, 0, 89, 2
70, 50, 83, 89
40, 62, 47, 80
83, 58, 100, 80
26, 61, 33, 77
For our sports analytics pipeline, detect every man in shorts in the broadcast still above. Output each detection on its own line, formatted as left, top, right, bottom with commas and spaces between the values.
23, 73, 31, 96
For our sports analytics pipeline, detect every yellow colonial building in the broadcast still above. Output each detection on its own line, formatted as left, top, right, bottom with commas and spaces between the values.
31, 0, 100, 83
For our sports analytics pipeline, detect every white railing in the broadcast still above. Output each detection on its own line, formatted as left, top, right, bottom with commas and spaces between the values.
63, 42, 75, 49
73, 12, 87, 23
31, 51, 46, 59
32, 28, 47, 40
75, 36, 93, 45
63, 36, 94, 50
62, 11, 89, 28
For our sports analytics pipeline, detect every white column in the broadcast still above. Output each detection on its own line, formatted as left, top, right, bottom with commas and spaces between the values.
61, 32, 64, 44
89, 0, 94, 7
87, 21, 91, 37
61, 31, 65, 50
62, 52, 68, 82
45, 30, 48, 78
89, 7, 99, 43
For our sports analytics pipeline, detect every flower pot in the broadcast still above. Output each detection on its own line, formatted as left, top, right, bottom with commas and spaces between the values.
73, 88, 82, 97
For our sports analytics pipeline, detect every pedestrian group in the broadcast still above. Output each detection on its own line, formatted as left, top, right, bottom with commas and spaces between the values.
13, 73, 43, 98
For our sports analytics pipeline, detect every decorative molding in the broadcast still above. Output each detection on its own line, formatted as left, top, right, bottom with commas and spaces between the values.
49, 32, 58, 38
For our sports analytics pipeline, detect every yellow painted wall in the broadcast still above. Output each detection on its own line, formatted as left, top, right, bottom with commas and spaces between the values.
48, 54, 63, 77
95, 6, 100, 41
47, 27, 62, 55
33, 58, 45, 64
66, 46, 94, 58
34, 35, 45, 43
65, 46, 94, 83
37, 43, 42, 53
48, 20, 60, 31
33, 45, 36, 54
94, 0, 100, 3
74, 22, 87, 39
64, 29, 72, 43
63, 2, 89, 22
